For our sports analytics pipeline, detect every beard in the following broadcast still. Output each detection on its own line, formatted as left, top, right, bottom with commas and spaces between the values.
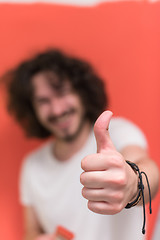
47, 108, 86, 142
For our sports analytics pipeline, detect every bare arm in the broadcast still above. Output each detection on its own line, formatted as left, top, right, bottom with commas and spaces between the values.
23, 206, 54, 240
121, 145, 159, 204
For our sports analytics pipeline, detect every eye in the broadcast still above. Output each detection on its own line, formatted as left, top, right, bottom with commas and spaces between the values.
57, 87, 72, 97
35, 97, 50, 106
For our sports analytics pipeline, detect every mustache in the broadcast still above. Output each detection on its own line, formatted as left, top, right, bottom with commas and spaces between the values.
47, 108, 76, 123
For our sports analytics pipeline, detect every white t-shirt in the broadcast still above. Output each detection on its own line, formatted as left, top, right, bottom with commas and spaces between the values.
20, 117, 147, 240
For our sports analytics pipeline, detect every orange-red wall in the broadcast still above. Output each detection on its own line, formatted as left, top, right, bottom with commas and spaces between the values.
0, 3, 160, 240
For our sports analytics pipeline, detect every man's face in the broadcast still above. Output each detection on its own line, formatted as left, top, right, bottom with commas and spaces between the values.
32, 72, 86, 142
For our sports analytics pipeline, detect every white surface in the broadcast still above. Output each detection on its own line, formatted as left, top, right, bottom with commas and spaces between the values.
152, 208, 160, 240
0, 0, 155, 6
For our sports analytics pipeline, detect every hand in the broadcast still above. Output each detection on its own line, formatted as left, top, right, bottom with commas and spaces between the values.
35, 234, 55, 240
80, 111, 138, 215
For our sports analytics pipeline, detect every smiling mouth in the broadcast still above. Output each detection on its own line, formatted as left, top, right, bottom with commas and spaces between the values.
54, 116, 72, 129
47, 109, 76, 126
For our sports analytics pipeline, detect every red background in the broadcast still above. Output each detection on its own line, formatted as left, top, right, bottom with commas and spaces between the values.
0, 2, 159, 240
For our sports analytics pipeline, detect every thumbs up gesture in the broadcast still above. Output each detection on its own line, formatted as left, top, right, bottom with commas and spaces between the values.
80, 111, 138, 215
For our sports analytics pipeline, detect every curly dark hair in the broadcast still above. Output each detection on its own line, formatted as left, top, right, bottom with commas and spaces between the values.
6, 49, 108, 138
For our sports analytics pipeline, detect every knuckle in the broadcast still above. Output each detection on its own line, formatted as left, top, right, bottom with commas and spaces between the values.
102, 174, 108, 184
115, 203, 124, 213
87, 201, 94, 211
109, 173, 126, 188
110, 203, 123, 214
81, 154, 95, 170
118, 174, 127, 187
81, 157, 87, 170
88, 201, 104, 214
80, 172, 85, 185
113, 191, 124, 202
82, 187, 87, 198
115, 172, 127, 187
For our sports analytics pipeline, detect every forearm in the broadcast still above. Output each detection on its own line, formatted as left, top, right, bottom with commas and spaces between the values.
136, 157, 159, 204
23, 206, 54, 240
24, 231, 41, 240
24, 233, 54, 240
24, 232, 38, 240
121, 145, 159, 204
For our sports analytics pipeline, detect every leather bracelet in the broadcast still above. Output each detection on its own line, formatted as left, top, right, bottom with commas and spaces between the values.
125, 160, 152, 234
125, 160, 143, 208
125, 186, 142, 208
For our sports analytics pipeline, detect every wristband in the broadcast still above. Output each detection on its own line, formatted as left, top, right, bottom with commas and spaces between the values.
125, 160, 152, 234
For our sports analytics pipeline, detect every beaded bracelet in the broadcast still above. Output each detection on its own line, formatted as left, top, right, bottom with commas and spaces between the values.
125, 160, 152, 234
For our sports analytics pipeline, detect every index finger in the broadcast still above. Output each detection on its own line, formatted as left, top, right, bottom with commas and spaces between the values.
81, 153, 109, 172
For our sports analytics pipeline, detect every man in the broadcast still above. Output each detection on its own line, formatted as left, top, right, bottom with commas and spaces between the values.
7, 49, 159, 240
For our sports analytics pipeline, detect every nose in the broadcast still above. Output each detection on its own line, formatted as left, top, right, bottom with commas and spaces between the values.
50, 97, 66, 116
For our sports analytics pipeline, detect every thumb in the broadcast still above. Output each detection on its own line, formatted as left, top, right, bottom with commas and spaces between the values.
94, 110, 115, 152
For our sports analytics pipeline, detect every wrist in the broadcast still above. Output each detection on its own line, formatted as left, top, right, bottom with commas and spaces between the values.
125, 160, 139, 203
125, 160, 142, 206
125, 160, 152, 235
129, 164, 140, 203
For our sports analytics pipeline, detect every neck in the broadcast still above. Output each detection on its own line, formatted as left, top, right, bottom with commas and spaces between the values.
53, 121, 92, 161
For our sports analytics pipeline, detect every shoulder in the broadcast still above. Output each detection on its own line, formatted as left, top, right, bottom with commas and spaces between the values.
110, 117, 143, 131
109, 117, 148, 151
21, 141, 53, 171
